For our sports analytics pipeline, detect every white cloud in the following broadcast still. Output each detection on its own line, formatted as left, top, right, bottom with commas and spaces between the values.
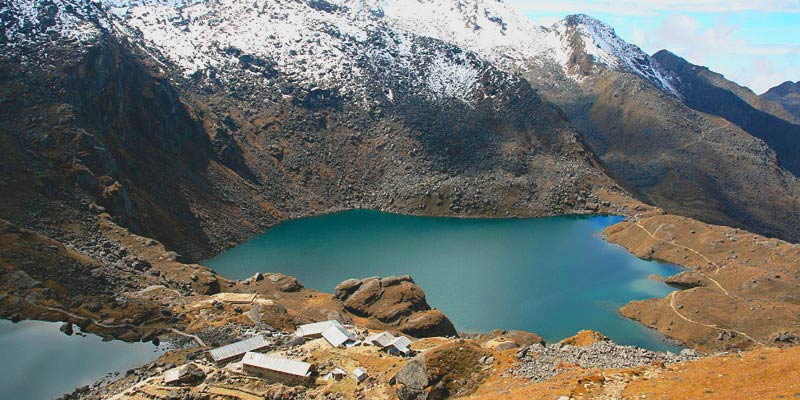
644, 15, 740, 60
507, 0, 800, 16
631, 14, 799, 92
734, 57, 799, 94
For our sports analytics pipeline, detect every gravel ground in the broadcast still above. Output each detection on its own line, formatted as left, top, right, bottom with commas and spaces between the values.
510, 341, 700, 382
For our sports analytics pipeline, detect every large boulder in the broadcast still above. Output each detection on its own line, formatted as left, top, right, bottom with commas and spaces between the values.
190, 270, 220, 295
333, 276, 456, 338
164, 363, 206, 385
266, 273, 303, 292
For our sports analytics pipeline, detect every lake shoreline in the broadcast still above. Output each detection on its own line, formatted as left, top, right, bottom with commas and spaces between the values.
1, 192, 796, 396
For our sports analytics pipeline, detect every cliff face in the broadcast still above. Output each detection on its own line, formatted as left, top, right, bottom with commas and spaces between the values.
0, 36, 279, 260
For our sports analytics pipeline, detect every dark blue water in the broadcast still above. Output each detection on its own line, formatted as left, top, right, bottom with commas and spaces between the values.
0, 320, 163, 400
206, 210, 682, 351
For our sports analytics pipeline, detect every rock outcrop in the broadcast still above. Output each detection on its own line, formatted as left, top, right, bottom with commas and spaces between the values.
395, 340, 490, 400
334, 276, 457, 338
559, 330, 608, 347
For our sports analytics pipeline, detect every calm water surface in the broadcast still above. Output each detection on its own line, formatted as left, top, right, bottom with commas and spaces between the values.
206, 210, 682, 351
0, 319, 163, 400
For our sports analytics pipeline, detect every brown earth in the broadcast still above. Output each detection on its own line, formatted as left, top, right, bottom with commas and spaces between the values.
623, 346, 800, 400
467, 345, 800, 400
75, 325, 800, 400
390, 339, 493, 400
606, 213, 800, 351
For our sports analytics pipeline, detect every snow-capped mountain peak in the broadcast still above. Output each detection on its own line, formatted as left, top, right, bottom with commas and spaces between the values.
555, 13, 679, 95
329, 0, 680, 95
0, 0, 680, 99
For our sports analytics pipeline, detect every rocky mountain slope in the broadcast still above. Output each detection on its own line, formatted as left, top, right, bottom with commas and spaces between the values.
652, 50, 800, 175
351, 0, 800, 242
762, 80, 800, 120
0, 0, 618, 261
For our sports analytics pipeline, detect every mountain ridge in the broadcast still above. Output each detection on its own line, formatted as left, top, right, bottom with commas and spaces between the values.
762, 80, 800, 120
652, 49, 800, 175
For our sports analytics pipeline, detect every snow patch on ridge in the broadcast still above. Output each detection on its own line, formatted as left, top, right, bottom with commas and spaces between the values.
558, 14, 680, 96
425, 54, 479, 104
1, 0, 681, 101
99, 0, 489, 105
1, 0, 108, 50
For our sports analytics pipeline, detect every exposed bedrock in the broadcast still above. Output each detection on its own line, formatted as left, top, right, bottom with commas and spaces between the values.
334, 275, 458, 338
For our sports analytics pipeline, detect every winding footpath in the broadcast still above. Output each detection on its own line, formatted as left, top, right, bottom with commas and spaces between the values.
633, 221, 729, 296
633, 220, 763, 346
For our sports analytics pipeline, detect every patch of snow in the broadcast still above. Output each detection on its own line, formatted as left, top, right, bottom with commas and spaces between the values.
92, 0, 490, 105
1, 0, 108, 50
425, 54, 479, 104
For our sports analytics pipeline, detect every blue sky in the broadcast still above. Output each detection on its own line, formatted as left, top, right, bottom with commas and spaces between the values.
508, 0, 800, 93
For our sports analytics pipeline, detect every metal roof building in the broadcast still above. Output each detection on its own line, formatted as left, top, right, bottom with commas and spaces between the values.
387, 336, 412, 354
365, 331, 412, 354
353, 367, 368, 382
294, 320, 345, 338
323, 367, 348, 381
365, 331, 395, 347
321, 324, 356, 347
242, 352, 314, 385
208, 335, 269, 364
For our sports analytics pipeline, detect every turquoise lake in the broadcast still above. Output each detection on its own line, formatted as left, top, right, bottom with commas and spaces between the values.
0, 320, 163, 400
206, 210, 682, 351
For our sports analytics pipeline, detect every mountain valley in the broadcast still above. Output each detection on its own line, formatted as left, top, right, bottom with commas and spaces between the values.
0, 0, 799, 399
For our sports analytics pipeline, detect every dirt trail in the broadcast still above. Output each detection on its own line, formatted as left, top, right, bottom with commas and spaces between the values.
634, 221, 729, 295
22, 299, 133, 329
633, 220, 763, 346
668, 291, 763, 345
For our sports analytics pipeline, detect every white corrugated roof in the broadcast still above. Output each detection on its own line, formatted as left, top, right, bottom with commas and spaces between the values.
208, 335, 269, 362
353, 367, 368, 381
294, 320, 344, 337
242, 352, 312, 377
388, 336, 412, 353
366, 331, 395, 347
321, 324, 356, 347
